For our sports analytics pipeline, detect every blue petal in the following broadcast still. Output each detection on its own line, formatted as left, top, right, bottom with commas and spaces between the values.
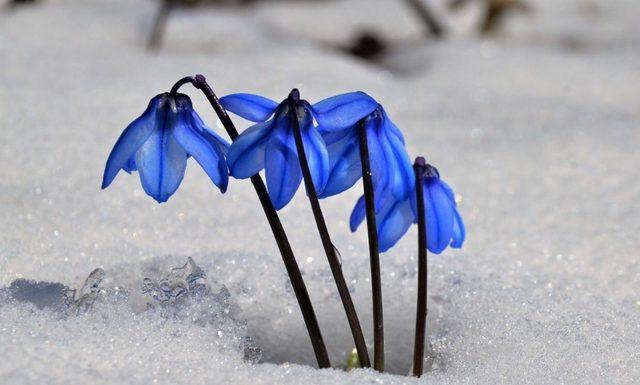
189, 110, 230, 154
135, 123, 188, 203
380, 109, 406, 145
102, 95, 163, 189
425, 180, 455, 254
378, 198, 414, 252
451, 208, 465, 248
318, 131, 360, 198
173, 110, 229, 193
220, 93, 279, 122
379, 122, 414, 200
122, 155, 137, 174
438, 179, 456, 203
301, 115, 330, 194
437, 178, 465, 248
350, 190, 413, 252
349, 195, 366, 232
312, 92, 378, 132
320, 120, 389, 205
227, 118, 276, 179
351, 187, 392, 231
367, 123, 389, 211
265, 124, 302, 210
320, 127, 353, 146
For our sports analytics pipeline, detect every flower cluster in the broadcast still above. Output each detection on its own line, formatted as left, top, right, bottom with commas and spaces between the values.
219, 90, 380, 209
101, 77, 467, 373
102, 87, 465, 254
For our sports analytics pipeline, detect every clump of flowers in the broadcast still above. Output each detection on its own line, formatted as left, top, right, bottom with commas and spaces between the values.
102, 74, 465, 376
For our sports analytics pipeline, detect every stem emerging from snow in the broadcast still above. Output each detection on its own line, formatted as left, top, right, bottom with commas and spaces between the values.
412, 156, 428, 377
171, 75, 331, 369
287, 90, 371, 368
358, 119, 384, 372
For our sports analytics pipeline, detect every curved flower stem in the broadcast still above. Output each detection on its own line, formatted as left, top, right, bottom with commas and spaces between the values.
357, 119, 384, 372
412, 156, 428, 377
172, 75, 331, 369
287, 90, 371, 369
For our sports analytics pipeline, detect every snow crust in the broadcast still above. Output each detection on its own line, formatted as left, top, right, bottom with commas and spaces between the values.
1, 0, 639, 384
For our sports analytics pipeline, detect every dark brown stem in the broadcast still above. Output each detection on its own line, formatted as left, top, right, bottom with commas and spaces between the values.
412, 156, 428, 377
287, 92, 371, 368
358, 120, 384, 372
174, 76, 331, 368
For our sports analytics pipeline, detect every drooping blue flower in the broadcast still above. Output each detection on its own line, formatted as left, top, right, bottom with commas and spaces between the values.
313, 97, 414, 206
102, 93, 230, 203
220, 90, 378, 210
350, 165, 465, 253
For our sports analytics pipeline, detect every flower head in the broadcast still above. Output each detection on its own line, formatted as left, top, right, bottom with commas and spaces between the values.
350, 164, 465, 253
415, 165, 465, 253
314, 97, 414, 206
102, 93, 229, 203
220, 90, 378, 210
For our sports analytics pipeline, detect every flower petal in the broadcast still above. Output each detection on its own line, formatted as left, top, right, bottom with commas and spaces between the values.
438, 179, 457, 204
320, 127, 353, 146
425, 180, 455, 254
312, 92, 378, 132
173, 110, 229, 193
366, 123, 389, 211
227, 118, 275, 179
122, 155, 137, 174
451, 208, 465, 248
436, 179, 464, 248
301, 117, 330, 194
102, 95, 163, 189
265, 124, 302, 210
378, 198, 414, 252
220, 93, 278, 122
349, 195, 366, 232
135, 124, 188, 203
350, 190, 413, 252
381, 109, 406, 145
379, 123, 414, 200
319, 133, 360, 198
189, 110, 230, 154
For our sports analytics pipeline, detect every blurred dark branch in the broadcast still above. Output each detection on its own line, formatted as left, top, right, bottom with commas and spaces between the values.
449, 0, 531, 35
403, 0, 445, 37
6, 0, 38, 8
148, 0, 176, 50
146, 0, 329, 50
480, 0, 531, 35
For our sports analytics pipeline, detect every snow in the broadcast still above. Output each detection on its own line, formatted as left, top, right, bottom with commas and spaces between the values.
1, 0, 639, 384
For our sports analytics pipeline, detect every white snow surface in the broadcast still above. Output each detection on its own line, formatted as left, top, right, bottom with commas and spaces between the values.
1, 0, 639, 384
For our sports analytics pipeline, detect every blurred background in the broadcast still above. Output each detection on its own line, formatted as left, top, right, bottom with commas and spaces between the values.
1, 0, 639, 383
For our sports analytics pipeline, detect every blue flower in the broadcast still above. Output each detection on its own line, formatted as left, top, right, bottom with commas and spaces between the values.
102, 93, 230, 203
350, 165, 465, 253
314, 98, 414, 206
414, 166, 465, 254
220, 90, 377, 210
